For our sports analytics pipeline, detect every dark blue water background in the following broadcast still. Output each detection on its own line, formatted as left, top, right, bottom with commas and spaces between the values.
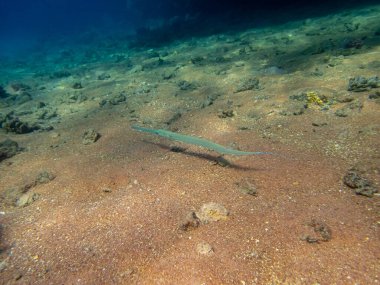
0, 0, 377, 56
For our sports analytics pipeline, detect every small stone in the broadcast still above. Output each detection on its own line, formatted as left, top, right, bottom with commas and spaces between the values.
236, 179, 257, 196
72, 82, 83, 89
311, 122, 327, 127
109, 93, 126, 105
335, 108, 349, 117
218, 109, 234, 118
162, 71, 175, 80
196, 202, 229, 224
196, 242, 214, 256
36, 171, 55, 184
97, 73, 111, 80
301, 219, 332, 243
0, 260, 7, 272
177, 80, 196, 91
82, 129, 100, 145
16, 192, 40, 207
180, 211, 201, 231
309, 219, 332, 241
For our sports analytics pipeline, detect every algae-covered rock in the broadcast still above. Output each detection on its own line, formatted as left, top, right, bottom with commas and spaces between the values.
235, 77, 261, 93
348, 76, 379, 92
82, 128, 101, 145
196, 202, 229, 224
343, 169, 378, 197
196, 242, 214, 256
16, 192, 40, 207
2, 117, 40, 134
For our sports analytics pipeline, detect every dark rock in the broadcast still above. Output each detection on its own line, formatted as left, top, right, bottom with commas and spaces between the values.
36, 101, 47, 108
99, 99, 107, 107
72, 82, 83, 89
311, 122, 328, 127
0, 86, 10, 98
10, 83, 31, 92
50, 70, 71, 79
0, 139, 20, 162
348, 76, 379, 92
169, 145, 186, 153
218, 109, 234, 118
280, 102, 307, 116
180, 211, 201, 231
334, 108, 349, 117
162, 71, 175, 80
368, 91, 380, 99
3, 117, 40, 134
343, 169, 378, 197
177, 80, 196, 91
82, 128, 100, 145
311, 68, 324, 76
109, 93, 126, 105
100, 92, 127, 107
302, 219, 332, 243
97, 73, 111, 80
201, 93, 221, 108
36, 108, 57, 120
342, 38, 364, 49
310, 219, 332, 241
165, 112, 182, 125
67, 93, 88, 103
235, 77, 261, 93
190, 56, 205, 65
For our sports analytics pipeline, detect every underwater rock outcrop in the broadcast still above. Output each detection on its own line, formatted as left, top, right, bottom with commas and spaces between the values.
348, 76, 379, 92
343, 169, 378, 197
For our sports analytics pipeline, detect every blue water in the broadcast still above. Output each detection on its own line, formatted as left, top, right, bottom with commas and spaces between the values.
1, 0, 378, 57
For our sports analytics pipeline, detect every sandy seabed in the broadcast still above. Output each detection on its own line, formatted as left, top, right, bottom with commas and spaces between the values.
0, 5, 379, 285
